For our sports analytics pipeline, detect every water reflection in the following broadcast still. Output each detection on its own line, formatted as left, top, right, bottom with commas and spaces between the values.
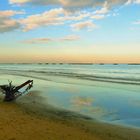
71, 96, 93, 106
71, 96, 119, 121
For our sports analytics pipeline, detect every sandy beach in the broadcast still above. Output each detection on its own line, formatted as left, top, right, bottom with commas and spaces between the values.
0, 92, 140, 140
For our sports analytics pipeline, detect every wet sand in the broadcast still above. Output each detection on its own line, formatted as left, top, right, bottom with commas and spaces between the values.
0, 92, 140, 140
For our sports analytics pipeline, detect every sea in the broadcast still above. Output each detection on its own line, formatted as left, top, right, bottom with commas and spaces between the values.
0, 64, 140, 128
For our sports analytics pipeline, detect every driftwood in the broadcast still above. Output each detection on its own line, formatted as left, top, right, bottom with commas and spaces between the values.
0, 80, 33, 101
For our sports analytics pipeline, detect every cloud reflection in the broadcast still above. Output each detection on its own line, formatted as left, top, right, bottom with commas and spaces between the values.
71, 96, 118, 120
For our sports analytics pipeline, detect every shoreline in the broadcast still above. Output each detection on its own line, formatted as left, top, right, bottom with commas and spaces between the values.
0, 93, 139, 140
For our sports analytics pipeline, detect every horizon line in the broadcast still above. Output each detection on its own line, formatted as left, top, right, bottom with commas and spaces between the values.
0, 63, 140, 65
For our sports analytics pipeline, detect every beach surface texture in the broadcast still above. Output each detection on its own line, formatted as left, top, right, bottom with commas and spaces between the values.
0, 98, 140, 140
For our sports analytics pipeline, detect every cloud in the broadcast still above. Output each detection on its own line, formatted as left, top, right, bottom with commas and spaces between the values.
9, 1, 132, 32
0, 10, 24, 33
89, 2, 108, 20
125, 0, 133, 4
24, 38, 52, 44
9, 0, 130, 10
94, 2, 109, 15
9, 0, 101, 7
135, 0, 140, 3
94, 7, 109, 15
126, 0, 140, 4
19, 8, 92, 31
60, 35, 80, 41
60, 0, 104, 10
64, 12, 90, 21
10, 0, 29, 4
9, 1, 127, 32
71, 20, 97, 31
20, 8, 65, 31
24, 34, 80, 44
9, 0, 59, 5
0, 10, 25, 17
91, 14, 105, 20
133, 20, 140, 25
0, 18, 20, 33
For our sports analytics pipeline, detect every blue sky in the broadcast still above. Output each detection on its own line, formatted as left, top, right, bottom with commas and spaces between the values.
0, 0, 140, 63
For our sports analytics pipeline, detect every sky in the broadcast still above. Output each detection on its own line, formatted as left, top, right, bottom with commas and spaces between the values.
0, 0, 140, 63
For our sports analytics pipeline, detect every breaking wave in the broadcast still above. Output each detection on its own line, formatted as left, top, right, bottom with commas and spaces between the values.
0, 66, 140, 85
